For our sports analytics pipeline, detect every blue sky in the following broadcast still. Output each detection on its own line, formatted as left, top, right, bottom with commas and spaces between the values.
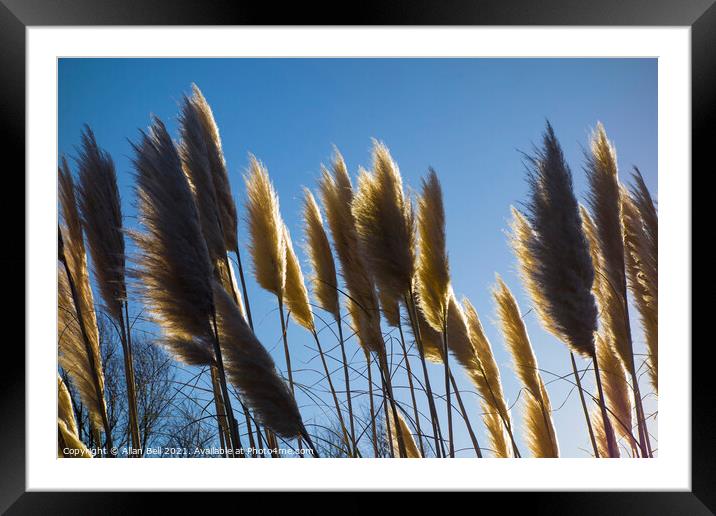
59, 58, 657, 457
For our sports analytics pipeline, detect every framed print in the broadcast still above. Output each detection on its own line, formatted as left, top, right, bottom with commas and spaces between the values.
2, 0, 710, 512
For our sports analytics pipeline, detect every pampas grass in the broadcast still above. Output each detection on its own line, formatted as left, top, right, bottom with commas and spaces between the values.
283, 224, 315, 332
303, 188, 357, 450
516, 124, 598, 357
386, 408, 422, 458
416, 169, 450, 334
318, 154, 382, 455
58, 374, 79, 437
585, 123, 649, 457
179, 92, 226, 263
188, 85, 238, 252
415, 168, 456, 456
622, 173, 658, 392
596, 334, 636, 453
284, 222, 353, 454
76, 126, 141, 454
76, 127, 126, 321
591, 405, 620, 458
57, 375, 92, 458
353, 141, 415, 306
585, 125, 632, 366
212, 281, 311, 443
493, 277, 559, 457
188, 84, 255, 329
131, 116, 243, 455
353, 142, 433, 455
318, 153, 383, 355
245, 159, 307, 453
582, 206, 637, 451
58, 158, 114, 452
513, 122, 618, 457
131, 118, 215, 349
303, 189, 340, 320
58, 420, 92, 458
463, 298, 520, 458
415, 168, 455, 457
318, 151, 407, 457
245, 156, 287, 298
59, 88, 658, 461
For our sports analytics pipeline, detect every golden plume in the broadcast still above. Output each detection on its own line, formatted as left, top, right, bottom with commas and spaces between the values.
386, 409, 422, 458
213, 281, 305, 438
353, 141, 415, 306
58, 159, 107, 434
318, 151, 383, 355
622, 175, 658, 391
493, 276, 559, 457
57, 375, 79, 439
189, 84, 239, 251
283, 223, 315, 331
58, 420, 92, 458
585, 123, 632, 368
302, 189, 340, 321
463, 298, 514, 458
581, 206, 634, 445
178, 90, 226, 263
523, 381, 560, 458
57, 375, 92, 458
596, 333, 633, 448
379, 289, 402, 328
57, 266, 106, 433
244, 156, 287, 298
408, 296, 443, 362
581, 206, 618, 316
416, 169, 450, 333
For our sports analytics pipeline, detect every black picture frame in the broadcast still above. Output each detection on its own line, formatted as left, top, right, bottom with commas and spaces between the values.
2, 0, 708, 512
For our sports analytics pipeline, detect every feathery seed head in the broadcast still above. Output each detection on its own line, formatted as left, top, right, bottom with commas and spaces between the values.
416, 168, 451, 332
492, 276, 558, 457
283, 223, 315, 331
621, 180, 658, 390
58, 159, 106, 432
76, 126, 126, 322
178, 92, 226, 263
130, 116, 215, 362
353, 141, 415, 303
516, 123, 598, 358
386, 408, 421, 458
493, 276, 541, 396
244, 156, 286, 297
189, 84, 239, 250
585, 123, 628, 299
462, 296, 513, 456
318, 150, 384, 355
213, 281, 305, 438
302, 188, 340, 321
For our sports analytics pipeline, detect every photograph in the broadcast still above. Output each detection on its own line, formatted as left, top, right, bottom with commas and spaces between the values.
56, 57, 658, 460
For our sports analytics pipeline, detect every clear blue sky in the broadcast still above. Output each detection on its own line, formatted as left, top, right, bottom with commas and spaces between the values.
59, 58, 657, 458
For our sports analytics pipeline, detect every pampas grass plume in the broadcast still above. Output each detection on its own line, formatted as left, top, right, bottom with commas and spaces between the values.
245, 156, 286, 298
